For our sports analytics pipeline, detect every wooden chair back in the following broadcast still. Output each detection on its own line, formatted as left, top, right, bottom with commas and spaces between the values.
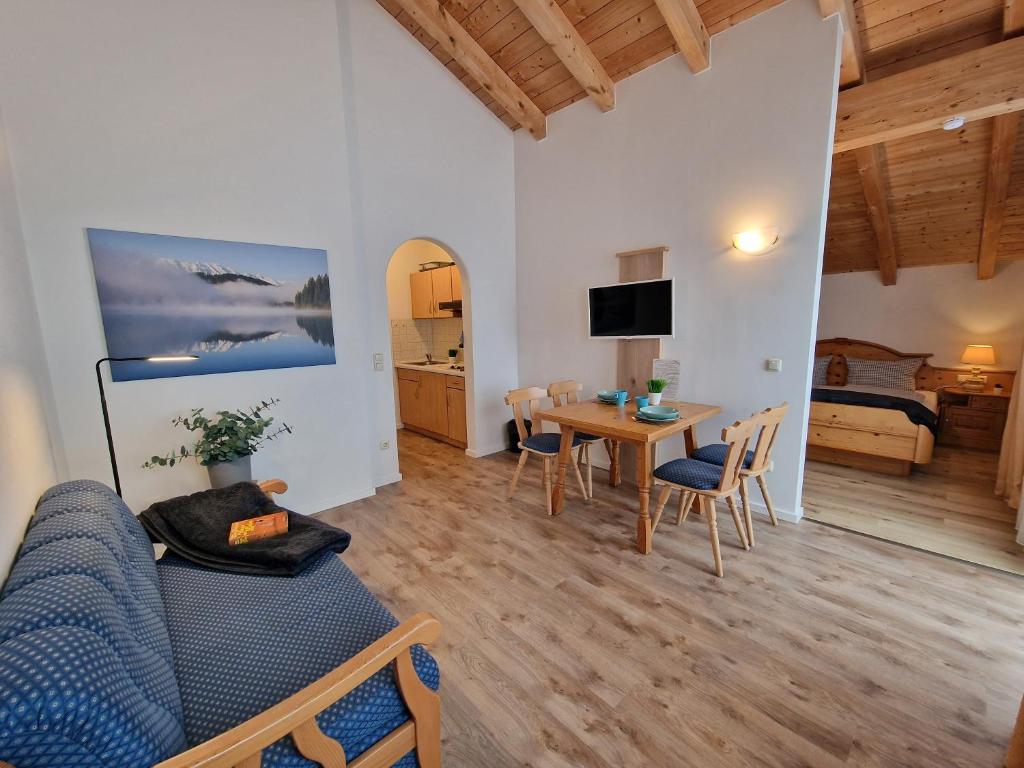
505, 386, 550, 442
748, 402, 788, 473
716, 416, 758, 493
547, 380, 582, 407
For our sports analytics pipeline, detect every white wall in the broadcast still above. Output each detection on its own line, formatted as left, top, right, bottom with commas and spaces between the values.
514, 0, 841, 519
338, 0, 519, 467
818, 262, 1024, 370
0, 0, 518, 511
0, 0, 376, 514
386, 240, 454, 321
0, 106, 59, 578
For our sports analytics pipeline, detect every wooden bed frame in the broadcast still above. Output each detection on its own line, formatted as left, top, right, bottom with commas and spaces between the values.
807, 338, 939, 477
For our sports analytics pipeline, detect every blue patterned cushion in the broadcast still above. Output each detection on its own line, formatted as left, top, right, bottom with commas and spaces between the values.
577, 432, 602, 442
690, 444, 754, 469
522, 432, 582, 453
653, 458, 724, 490
0, 480, 187, 768
156, 551, 440, 767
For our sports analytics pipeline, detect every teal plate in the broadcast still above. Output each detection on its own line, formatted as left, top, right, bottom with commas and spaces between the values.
638, 405, 679, 420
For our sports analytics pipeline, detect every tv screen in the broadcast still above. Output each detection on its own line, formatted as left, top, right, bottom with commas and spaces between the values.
588, 278, 674, 338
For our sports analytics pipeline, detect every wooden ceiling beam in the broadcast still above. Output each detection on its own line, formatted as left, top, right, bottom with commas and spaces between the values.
834, 36, 1024, 154
652, 0, 710, 73
854, 145, 899, 285
819, 0, 864, 88
391, 0, 547, 139
511, 0, 615, 112
976, 2, 1024, 279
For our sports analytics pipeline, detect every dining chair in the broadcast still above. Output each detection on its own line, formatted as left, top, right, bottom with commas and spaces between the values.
689, 403, 788, 546
650, 416, 757, 577
547, 379, 607, 499
505, 386, 589, 514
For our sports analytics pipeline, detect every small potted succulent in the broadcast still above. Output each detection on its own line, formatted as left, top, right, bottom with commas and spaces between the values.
448, 348, 458, 365
646, 378, 668, 406
144, 398, 292, 488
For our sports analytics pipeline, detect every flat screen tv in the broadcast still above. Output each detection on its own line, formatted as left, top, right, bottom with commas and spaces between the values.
588, 278, 674, 339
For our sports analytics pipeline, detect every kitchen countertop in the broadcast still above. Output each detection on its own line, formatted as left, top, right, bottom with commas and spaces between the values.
395, 361, 467, 378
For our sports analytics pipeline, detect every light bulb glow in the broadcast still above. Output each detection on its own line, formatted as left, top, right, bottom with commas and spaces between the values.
732, 227, 779, 255
146, 355, 200, 362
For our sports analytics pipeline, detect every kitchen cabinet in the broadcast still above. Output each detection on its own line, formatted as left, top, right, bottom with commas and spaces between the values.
446, 376, 467, 444
397, 367, 467, 447
409, 264, 459, 319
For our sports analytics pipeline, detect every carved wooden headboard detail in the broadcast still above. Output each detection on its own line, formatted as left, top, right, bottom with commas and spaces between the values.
814, 337, 1016, 391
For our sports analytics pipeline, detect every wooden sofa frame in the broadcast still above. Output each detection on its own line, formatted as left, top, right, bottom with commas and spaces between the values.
0, 479, 442, 768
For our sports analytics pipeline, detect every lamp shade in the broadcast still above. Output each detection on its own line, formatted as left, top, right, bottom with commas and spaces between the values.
960, 344, 995, 366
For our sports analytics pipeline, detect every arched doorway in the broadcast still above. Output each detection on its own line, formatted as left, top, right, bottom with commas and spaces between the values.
384, 239, 473, 468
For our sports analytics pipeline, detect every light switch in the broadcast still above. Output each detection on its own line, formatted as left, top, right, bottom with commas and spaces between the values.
373, 352, 384, 371
766, 358, 782, 372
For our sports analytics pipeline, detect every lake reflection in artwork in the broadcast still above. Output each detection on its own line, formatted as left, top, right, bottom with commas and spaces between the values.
87, 229, 336, 381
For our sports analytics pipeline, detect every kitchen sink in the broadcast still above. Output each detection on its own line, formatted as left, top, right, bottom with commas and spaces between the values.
404, 360, 437, 366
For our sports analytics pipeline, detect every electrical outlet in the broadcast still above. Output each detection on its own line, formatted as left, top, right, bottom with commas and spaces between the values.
766, 358, 782, 372
379, 440, 390, 451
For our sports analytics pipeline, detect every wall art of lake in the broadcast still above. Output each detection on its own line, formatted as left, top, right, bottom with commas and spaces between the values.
87, 228, 337, 382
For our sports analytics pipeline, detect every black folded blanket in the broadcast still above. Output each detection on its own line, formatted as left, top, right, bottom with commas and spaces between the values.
139, 482, 351, 577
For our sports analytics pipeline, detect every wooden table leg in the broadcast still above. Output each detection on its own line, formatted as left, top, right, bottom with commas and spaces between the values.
605, 439, 621, 487
636, 442, 652, 554
551, 426, 576, 515
683, 426, 698, 457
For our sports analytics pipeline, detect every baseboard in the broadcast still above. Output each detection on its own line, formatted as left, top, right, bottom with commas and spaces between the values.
466, 443, 506, 458
306, 486, 376, 515
746, 498, 803, 523
374, 472, 403, 488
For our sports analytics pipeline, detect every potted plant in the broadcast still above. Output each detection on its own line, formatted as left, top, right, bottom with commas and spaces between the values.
144, 398, 292, 488
447, 348, 458, 365
646, 378, 668, 406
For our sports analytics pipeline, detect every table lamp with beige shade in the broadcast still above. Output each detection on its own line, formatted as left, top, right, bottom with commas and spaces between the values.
960, 344, 995, 391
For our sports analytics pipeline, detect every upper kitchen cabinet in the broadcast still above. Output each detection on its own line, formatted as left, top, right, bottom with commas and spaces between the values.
410, 264, 461, 319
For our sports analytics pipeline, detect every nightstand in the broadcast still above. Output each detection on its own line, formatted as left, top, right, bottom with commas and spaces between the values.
937, 386, 1010, 452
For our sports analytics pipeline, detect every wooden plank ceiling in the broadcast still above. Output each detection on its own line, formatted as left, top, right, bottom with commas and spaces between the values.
378, 0, 1024, 280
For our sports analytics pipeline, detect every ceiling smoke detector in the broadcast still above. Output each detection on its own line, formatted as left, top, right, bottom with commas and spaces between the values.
942, 116, 966, 131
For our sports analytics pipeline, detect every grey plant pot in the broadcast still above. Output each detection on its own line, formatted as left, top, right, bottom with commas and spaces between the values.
207, 455, 253, 489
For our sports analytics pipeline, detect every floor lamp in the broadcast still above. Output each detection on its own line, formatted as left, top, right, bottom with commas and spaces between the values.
95, 355, 198, 497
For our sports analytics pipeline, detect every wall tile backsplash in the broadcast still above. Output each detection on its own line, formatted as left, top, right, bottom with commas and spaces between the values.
391, 317, 464, 363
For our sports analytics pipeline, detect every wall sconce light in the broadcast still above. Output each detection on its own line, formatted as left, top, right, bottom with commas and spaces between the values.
732, 227, 779, 255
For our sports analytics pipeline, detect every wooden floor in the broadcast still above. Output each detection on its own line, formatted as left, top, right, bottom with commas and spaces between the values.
804, 447, 1024, 577
319, 431, 1024, 767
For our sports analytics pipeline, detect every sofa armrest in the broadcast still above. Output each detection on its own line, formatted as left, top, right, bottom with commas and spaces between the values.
153, 612, 441, 768
257, 479, 288, 499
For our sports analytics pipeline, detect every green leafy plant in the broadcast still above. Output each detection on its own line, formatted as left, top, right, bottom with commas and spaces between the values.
143, 398, 293, 468
646, 378, 668, 394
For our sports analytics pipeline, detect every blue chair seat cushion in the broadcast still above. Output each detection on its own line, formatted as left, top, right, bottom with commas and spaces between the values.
156, 551, 439, 768
653, 458, 724, 490
522, 432, 582, 453
690, 443, 754, 469
576, 432, 602, 442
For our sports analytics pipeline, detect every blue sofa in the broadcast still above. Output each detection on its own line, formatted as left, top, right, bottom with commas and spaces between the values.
0, 480, 440, 768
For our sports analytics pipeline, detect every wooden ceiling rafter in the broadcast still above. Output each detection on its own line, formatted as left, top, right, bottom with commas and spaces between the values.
511, 0, 616, 111
977, 1, 1024, 279
390, 0, 548, 138
833, 35, 1024, 154
821, 0, 900, 285
651, 0, 710, 73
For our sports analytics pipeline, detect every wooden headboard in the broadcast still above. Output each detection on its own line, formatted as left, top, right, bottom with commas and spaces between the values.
815, 337, 1016, 391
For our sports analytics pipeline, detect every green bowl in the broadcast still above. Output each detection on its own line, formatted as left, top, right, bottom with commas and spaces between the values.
638, 405, 679, 420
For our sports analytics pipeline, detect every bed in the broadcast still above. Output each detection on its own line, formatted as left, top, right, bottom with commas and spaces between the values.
806, 338, 940, 476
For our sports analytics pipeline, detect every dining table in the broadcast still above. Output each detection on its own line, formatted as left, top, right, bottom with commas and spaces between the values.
533, 398, 721, 554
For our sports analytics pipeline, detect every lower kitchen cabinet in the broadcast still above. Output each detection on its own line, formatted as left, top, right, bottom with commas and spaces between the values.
397, 368, 467, 448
